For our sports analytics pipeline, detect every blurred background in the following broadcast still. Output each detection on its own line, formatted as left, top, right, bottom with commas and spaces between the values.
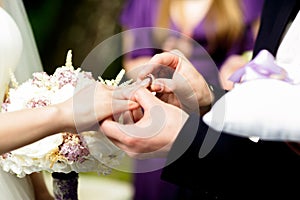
23, 0, 125, 78
23, 1, 134, 199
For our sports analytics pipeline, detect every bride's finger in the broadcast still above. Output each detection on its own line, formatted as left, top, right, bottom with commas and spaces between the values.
121, 109, 143, 124
122, 110, 135, 124
132, 107, 144, 122
111, 99, 139, 115
113, 79, 151, 101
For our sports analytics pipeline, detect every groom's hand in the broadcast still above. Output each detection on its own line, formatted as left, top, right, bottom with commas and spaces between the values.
100, 87, 188, 159
137, 50, 214, 115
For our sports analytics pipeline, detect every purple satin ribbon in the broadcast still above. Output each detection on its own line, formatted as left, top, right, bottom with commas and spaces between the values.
229, 49, 293, 83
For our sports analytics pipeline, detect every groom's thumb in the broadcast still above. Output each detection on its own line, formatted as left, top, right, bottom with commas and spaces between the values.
134, 87, 161, 109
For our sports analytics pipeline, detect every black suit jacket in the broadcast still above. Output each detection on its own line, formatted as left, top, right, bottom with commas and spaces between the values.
253, 0, 299, 57
161, 0, 300, 199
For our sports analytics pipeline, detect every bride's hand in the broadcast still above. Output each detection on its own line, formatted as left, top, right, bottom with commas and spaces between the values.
56, 81, 146, 132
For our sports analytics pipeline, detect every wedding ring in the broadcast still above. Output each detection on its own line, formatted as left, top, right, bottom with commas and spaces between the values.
145, 74, 155, 85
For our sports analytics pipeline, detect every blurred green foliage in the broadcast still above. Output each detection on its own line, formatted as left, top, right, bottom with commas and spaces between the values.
24, 0, 126, 78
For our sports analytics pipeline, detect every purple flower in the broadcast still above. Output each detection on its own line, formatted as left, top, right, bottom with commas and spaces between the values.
54, 69, 78, 89
1, 102, 9, 112
59, 133, 90, 162
26, 97, 50, 108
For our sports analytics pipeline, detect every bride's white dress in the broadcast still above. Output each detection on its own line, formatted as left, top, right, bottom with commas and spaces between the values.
0, 170, 35, 200
0, 1, 43, 199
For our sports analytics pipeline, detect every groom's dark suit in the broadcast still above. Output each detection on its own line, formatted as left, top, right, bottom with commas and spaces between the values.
161, 0, 300, 199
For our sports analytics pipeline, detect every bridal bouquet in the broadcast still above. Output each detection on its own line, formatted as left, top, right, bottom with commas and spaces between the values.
0, 50, 131, 178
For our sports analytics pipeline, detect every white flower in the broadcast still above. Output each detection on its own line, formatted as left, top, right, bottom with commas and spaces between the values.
0, 50, 129, 177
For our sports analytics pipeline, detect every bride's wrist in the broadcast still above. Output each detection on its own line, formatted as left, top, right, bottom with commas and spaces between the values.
51, 104, 75, 133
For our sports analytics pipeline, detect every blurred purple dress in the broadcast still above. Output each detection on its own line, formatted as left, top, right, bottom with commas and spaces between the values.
119, 0, 264, 199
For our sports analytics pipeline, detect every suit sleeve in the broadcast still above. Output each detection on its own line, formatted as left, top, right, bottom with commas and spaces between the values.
161, 84, 300, 197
